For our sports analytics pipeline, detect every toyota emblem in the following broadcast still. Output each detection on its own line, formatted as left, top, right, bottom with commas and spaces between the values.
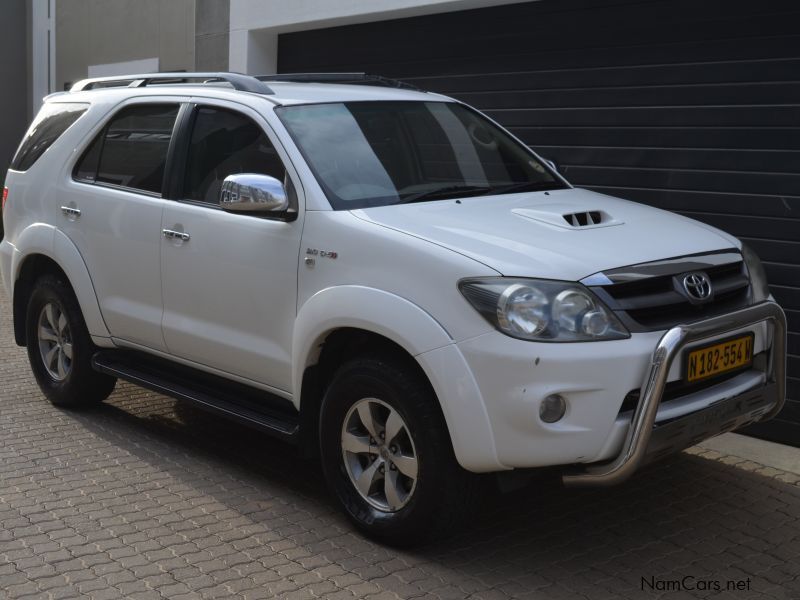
682, 272, 713, 302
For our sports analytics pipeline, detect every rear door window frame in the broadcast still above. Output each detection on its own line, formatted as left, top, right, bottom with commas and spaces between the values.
72, 99, 185, 198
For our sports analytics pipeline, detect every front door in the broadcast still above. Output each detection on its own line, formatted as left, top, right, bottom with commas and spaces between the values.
160, 102, 302, 392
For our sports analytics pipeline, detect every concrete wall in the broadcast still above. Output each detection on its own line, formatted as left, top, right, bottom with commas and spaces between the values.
55, 0, 196, 90
0, 0, 29, 187
196, 0, 229, 71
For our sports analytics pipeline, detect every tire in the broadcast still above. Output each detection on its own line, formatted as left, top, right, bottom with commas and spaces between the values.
319, 354, 480, 546
25, 274, 116, 407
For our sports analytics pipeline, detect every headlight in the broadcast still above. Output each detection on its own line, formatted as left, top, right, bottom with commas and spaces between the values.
459, 278, 629, 342
741, 243, 770, 303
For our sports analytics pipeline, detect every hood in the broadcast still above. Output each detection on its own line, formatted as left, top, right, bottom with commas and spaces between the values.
352, 188, 738, 281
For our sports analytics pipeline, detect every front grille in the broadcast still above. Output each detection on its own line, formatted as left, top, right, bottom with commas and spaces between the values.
589, 252, 751, 331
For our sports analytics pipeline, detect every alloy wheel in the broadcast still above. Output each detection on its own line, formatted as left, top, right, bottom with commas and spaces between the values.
341, 397, 418, 512
37, 302, 73, 381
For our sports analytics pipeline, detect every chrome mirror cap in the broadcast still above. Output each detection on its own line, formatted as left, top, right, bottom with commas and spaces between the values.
219, 173, 289, 213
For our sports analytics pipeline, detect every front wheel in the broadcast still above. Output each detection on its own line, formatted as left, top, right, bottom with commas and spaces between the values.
319, 355, 480, 546
25, 275, 116, 407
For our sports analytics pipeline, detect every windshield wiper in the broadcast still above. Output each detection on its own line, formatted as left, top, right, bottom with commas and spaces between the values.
483, 181, 566, 195
394, 184, 492, 205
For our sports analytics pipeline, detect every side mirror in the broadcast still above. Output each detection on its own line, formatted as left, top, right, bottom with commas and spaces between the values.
219, 173, 289, 214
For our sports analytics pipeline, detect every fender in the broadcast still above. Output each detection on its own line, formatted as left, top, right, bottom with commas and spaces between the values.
292, 285, 505, 472
12, 225, 111, 340
292, 286, 452, 397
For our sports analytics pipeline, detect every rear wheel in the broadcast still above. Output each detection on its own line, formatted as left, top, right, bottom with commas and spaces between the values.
25, 275, 116, 407
319, 354, 480, 546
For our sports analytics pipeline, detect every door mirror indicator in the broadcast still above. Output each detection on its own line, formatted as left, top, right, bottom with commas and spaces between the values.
219, 173, 289, 214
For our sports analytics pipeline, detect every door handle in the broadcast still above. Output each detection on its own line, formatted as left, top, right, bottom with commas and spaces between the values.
60, 206, 81, 218
162, 229, 190, 242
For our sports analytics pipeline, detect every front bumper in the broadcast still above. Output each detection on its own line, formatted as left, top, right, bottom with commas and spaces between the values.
562, 300, 786, 486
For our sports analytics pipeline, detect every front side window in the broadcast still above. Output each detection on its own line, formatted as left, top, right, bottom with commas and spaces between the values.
75, 103, 179, 195
183, 106, 286, 204
277, 101, 565, 210
11, 102, 88, 171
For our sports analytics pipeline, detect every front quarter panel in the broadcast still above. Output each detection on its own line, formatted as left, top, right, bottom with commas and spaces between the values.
292, 284, 505, 472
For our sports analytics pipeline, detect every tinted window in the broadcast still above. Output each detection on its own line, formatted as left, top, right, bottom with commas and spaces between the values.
277, 101, 564, 210
183, 107, 286, 204
77, 104, 179, 194
74, 134, 102, 182
11, 103, 88, 171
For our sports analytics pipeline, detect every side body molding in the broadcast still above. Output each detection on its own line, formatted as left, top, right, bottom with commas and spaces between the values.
292, 285, 505, 472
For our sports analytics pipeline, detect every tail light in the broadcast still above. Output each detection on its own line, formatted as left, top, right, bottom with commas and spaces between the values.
2, 187, 7, 212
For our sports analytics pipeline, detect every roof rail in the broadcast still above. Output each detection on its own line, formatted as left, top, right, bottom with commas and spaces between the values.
256, 73, 423, 92
70, 72, 274, 94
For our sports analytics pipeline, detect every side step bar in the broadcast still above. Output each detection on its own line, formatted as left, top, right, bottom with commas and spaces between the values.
92, 351, 299, 443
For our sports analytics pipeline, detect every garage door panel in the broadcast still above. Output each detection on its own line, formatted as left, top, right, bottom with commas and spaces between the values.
764, 264, 800, 288
533, 146, 800, 175
666, 212, 800, 243
740, 239, 800, 267
279, 4, 800, 72
786, 310, 800, 334
456, 83, 800, 110
790, 333, 800, 357
769, 286, 800, 311
287, 35, 800, 81
514, 128, 800, 151
410, 59, 800, 95
484, 106, 799, 128
582, 187, 800, 222
569, 166, 800, 198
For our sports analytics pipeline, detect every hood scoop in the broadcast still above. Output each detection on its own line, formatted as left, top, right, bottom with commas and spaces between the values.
512, 204, 623, 230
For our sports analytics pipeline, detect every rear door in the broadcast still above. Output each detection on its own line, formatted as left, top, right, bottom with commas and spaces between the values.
60, 99, 182, 351
160, 100, 303, 392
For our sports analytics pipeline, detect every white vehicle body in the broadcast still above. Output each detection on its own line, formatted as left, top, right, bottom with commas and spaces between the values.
1, 73, 786, 491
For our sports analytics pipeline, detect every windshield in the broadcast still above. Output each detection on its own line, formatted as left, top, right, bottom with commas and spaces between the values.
276, 101, 566, 210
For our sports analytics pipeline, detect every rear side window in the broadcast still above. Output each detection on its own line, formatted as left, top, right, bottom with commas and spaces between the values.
11, 102, 88, 171
75, 103, 179, 195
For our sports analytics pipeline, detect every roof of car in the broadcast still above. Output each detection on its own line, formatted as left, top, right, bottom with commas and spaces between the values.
58, 72, 450, 107
262, 81, 441, 104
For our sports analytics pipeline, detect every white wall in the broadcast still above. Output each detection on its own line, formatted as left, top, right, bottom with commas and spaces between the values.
229, 0, 526, 74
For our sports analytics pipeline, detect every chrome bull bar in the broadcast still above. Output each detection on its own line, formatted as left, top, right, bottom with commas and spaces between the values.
562, 301, 787, 487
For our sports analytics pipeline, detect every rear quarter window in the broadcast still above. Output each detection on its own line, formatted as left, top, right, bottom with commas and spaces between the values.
11, 102, 88, 171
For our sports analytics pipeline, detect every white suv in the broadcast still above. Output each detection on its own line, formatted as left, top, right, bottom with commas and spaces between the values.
1, 72, 787, 545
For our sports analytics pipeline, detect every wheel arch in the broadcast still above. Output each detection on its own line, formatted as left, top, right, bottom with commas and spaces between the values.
12, 228, 110, 346
292, 286, 453, 402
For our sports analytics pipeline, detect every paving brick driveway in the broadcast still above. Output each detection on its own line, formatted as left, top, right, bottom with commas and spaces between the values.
1, 291, 799, 600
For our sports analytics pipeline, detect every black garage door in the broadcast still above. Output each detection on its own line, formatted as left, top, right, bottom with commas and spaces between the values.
278, 0, 800, 445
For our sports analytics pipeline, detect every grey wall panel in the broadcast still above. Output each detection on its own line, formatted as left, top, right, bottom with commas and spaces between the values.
279, 0, 800, 444
55, 0, 196, 90
0, 0, 29, 192
195, 0, 228, 71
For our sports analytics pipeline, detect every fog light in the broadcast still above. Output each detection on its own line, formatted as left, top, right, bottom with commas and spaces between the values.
540, 394, 567, 423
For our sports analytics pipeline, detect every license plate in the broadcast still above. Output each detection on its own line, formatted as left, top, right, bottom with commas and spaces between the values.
685, 333, 754, 383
